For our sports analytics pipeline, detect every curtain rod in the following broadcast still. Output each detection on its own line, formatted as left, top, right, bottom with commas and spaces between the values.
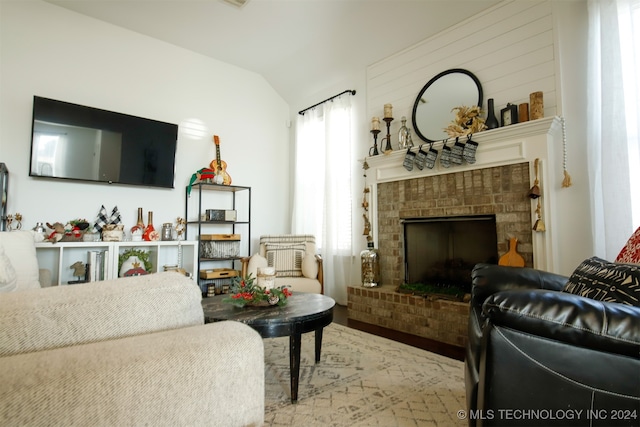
298, 89, 356, 115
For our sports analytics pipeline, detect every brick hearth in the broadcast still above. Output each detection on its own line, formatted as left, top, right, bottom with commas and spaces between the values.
347, 285, 469, 348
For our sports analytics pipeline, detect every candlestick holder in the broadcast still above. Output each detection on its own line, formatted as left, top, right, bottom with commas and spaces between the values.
382, 117, 394, 153
369, 129, 381, 156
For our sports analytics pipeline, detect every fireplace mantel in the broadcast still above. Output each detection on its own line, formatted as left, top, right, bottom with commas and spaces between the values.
365, 116, 564, 272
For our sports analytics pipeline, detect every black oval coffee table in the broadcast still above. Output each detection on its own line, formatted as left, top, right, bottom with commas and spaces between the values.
201, 292, 335, 403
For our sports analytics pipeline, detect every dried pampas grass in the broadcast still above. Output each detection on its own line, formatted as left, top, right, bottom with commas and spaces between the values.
444, 105, 487, 137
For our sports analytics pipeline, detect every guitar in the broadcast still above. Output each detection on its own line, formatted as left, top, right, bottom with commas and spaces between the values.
210, 135, 232, 185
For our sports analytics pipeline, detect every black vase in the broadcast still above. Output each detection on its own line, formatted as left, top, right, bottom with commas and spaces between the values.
485, 98, 499, 129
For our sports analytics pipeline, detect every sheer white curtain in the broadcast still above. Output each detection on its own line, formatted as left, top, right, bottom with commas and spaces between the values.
292, 95, 354, 304
587, 0, 640, 259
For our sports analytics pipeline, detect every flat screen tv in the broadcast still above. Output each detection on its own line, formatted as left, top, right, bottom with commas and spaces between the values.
29, 96, 178, 189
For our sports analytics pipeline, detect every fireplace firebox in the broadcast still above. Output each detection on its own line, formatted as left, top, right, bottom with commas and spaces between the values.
403, 215, 498, 293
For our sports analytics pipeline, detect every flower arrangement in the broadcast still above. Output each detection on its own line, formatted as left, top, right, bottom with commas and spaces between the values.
223, 274, 292, 307
444, 105, 487, 137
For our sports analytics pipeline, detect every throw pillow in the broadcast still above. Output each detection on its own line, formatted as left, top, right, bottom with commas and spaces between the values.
301, 253, 318, 279
247, 253, 268, 278
563, 256, 640, 307
616, 226, 640, 264
0, 243, 17, 292
264, 243, 306, 277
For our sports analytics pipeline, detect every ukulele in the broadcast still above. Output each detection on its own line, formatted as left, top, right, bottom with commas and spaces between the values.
210, 135, 232, 185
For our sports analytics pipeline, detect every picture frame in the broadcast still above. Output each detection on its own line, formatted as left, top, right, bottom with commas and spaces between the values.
500, 103, 518, 127
118, 248, 152, 277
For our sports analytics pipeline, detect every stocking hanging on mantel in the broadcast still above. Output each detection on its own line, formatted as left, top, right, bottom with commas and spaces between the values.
403, 147, 416, 171
440, 141, 451, 168
462, 135, 478, 164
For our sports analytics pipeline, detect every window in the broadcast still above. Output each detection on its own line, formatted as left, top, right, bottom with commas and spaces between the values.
292, 94, 355, 301
587, 0, 640, 257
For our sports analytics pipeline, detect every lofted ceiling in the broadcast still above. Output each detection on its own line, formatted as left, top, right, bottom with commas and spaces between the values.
46, 0, 500, 109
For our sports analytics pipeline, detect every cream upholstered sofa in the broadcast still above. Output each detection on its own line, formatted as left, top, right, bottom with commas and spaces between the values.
242, 234, 323, 294
0, 231, 264, 427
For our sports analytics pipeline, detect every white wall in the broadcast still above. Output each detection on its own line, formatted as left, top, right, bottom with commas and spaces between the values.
0, 1, 291, 252
367, 1, 560, 125
362, 0, 592, 275
2, 1, 592, 276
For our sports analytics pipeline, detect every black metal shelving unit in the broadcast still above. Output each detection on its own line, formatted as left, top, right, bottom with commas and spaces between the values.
184, 183, 251, 294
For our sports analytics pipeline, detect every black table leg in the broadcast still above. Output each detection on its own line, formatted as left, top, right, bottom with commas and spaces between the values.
289, 332, 302, 403
314, 327, 324, 363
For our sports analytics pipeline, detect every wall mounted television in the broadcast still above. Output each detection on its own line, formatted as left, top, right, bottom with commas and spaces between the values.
29, 96, 178, 189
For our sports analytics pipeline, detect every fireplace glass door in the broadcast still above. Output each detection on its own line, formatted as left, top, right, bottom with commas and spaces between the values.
403, 215, 498, 293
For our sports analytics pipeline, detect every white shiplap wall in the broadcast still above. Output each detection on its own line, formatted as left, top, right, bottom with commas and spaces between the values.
366, 1, 557, 137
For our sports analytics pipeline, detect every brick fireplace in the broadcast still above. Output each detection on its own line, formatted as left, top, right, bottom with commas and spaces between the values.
377, 162, 532, 288
348, 117, 563, 349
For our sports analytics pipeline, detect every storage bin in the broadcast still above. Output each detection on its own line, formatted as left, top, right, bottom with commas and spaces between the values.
205, 209, 237, 221
199, 234, 240, 259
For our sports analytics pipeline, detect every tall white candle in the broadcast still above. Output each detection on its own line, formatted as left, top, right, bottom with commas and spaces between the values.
384, 104, 393, 119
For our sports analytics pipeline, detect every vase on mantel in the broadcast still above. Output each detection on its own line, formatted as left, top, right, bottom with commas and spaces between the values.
485, 98, 499, 129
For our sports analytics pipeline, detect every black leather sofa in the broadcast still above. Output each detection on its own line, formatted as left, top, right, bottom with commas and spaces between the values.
465, 263, 640, 427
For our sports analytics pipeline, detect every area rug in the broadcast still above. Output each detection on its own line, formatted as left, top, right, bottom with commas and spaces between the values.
263, 323, 467, 426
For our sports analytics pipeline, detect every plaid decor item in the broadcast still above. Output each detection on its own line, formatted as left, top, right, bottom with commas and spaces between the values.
93, 206, 123, 232
94, 205, 108, 232
109, 206, 122, 225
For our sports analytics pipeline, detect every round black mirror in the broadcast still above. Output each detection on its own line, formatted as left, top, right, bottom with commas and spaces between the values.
411, 69, 483, 143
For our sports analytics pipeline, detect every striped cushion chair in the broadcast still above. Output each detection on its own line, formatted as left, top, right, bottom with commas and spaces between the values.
241, 235, 323, 294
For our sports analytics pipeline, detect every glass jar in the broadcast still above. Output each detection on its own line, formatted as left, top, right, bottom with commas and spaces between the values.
161, 223, 174, 241
360, 241, 380, 287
